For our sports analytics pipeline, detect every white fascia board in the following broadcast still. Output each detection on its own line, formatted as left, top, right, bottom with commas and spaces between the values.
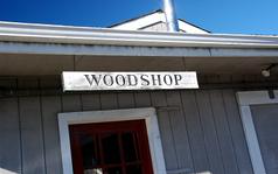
0, 41, 211, 57
178, 20, 208, 34
0, 21, 278, 50
2, 41, 278, 57
112, 12, 166, 30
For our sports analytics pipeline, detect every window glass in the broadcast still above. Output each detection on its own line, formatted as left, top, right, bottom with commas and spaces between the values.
122, 132, 140, 162
79, 133, 99, 170
101, 133, 121, 164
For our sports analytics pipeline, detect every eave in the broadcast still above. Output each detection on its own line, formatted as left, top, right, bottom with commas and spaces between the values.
0, 21, 278, 50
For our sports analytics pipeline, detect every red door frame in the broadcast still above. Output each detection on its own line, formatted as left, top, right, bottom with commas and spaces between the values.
69, 120, 154, 174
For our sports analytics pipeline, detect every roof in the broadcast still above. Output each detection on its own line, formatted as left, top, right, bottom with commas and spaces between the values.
0, 20, 277, 76
109, 10, 209, 34
108, 9, 164, 28
0, 20, 277, 49
0, 20, 277, 59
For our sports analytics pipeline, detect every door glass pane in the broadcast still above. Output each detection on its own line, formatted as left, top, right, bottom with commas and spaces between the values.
70, 120, 153, 174
106, 167, 122, 174
126, 165, 142, 174
122, 132, 139, 162
101, 133, 121, 164
79, 133, 99, 170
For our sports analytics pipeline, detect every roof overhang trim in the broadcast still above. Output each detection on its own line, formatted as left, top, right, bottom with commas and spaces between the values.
0, 21, 278, 50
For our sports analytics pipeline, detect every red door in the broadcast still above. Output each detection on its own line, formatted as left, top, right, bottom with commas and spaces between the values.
69, 120, 154, 174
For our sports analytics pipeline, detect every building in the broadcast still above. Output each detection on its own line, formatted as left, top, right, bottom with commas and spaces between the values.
0, 9, 278, 174
109, 10, 209, 34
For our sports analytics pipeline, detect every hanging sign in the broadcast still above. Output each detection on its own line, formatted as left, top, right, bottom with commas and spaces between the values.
62, 71, 198, 91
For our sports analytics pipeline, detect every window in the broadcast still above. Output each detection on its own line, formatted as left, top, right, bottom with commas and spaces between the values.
58, 107, 167, 174
69, 120, 153, 174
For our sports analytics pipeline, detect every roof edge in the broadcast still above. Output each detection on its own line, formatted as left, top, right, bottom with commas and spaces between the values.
0, 21, 277, 49
178, 19, 211, 33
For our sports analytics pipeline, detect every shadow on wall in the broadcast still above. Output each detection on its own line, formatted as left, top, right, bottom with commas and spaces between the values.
0, 168, 17, 174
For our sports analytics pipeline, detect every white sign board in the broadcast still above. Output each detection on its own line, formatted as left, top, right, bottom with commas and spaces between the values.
62, 71, 198, 91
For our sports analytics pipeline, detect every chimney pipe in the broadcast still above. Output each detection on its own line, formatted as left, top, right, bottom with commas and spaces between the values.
162, 0, 179, 32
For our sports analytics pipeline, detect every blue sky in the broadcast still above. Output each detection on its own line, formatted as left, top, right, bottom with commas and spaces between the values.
0, 0, 277, 35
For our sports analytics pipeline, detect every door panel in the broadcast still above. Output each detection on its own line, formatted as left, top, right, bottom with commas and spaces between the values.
251, 104, 278, 174
69, 120, 154, 174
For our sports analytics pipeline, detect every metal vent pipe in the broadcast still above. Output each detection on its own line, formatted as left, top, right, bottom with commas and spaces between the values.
162, 0, 179, 32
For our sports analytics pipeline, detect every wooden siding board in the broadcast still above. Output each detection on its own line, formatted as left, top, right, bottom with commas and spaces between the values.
18, 78, 39, 89
41, 96, 63, 174
243, 75, 258, 84
117, 92, 135, 109
206, 75, 220, 84
150, 91, 178, 171
134, 91, 152, 107
209, 90, 239, 174
39, 77, 61, 96
166, 91, 194, 173
218, 75, 232, 84
150, 91, 167, 107
81, 94, 101, 111
0, 78, 17, 88
223, 90, 254, 174
180, 91, 209, 173
39, 76, 61, 87
231, 75, 245, 84
0, 98, 21, 173
19, 97, 46, 174
61, 95, 82, 112
100, 93, 118, 110
196, 90, 225, 174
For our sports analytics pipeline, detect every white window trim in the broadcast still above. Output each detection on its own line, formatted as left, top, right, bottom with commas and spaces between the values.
58, 107, 167, 174
237, 90, 278, 174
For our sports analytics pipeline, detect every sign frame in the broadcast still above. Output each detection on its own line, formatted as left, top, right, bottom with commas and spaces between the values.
62, 71, 199, 91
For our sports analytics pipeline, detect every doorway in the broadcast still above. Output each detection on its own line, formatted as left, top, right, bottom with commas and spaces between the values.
69, 120, 154, 174
237, 90, 278, 174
